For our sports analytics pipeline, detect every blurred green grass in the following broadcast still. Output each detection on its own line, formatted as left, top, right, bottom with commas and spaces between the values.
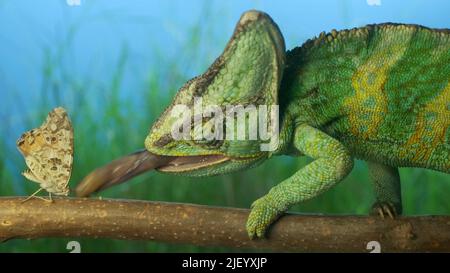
1, 5, 449, 253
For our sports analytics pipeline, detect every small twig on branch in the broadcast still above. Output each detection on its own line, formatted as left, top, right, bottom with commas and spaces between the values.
0, 197, 449, 252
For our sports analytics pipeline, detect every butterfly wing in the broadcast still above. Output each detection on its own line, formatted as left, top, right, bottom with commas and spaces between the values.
41, 107, 73, 195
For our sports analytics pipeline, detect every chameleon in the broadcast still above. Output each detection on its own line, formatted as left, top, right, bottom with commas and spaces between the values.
75, 10, 450, 239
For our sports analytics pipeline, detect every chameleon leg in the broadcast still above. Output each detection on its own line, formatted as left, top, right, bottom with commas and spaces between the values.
367, 161, 402, 219
246, 124, 354, 239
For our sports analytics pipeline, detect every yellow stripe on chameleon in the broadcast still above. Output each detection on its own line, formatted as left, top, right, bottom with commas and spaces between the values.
344, 29, 413, 140
401, 81, 450, 163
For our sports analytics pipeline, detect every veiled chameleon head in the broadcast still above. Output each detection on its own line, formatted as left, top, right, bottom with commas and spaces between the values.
145, 10, 286, 176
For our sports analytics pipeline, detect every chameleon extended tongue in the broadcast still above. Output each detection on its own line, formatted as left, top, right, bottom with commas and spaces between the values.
75, 150, 173, 197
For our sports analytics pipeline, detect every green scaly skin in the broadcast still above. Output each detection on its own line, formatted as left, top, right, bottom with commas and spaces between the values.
77, 10, 450, 239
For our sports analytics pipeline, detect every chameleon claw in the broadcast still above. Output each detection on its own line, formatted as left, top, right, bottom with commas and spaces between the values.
384, 204, 395, 219
377, 207, 385, 219
371, 201, 399, 219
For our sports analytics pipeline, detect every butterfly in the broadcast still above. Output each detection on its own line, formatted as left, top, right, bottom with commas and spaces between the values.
16, 107, 73, 201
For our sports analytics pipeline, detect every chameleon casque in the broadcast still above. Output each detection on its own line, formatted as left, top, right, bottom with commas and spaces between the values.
76, 10, 450, 239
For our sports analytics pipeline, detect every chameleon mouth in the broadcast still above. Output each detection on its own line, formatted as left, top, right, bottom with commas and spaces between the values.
156, 154, 230, 172
75, 150, 232, 197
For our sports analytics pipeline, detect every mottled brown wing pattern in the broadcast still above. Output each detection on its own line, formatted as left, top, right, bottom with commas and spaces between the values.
16, 107, 73, 196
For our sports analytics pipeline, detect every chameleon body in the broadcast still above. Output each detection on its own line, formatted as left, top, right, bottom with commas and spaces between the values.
76, 10, 450, 239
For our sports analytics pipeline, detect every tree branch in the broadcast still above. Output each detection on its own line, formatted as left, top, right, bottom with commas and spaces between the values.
0, 197, 449, 252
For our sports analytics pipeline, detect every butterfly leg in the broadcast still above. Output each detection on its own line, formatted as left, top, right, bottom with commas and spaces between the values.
21, 188, 43, 203
21, 188, 53, 203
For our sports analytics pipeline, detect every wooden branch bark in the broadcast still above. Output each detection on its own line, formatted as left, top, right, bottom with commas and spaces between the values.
0, 197, 449, 252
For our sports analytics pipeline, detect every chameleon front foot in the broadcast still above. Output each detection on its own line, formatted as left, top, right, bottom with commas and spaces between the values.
246, 196, 283, 239
371, 201, 400, 219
